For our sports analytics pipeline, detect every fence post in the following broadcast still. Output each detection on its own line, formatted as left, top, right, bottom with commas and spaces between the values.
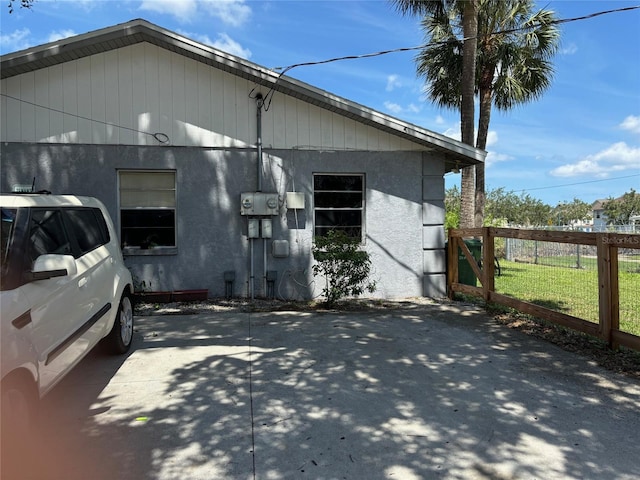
447, 230, 457, 300
483, 227, 495, 302
597, 234, 614, 348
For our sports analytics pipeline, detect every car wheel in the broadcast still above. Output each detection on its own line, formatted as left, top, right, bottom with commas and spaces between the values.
1, 373, 38, 464
107, 292, 134, 354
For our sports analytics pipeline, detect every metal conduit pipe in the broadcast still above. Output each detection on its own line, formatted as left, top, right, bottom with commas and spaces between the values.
256, 93, 264, 192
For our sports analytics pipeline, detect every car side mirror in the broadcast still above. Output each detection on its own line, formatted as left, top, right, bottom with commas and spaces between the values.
27, 254, 77, 282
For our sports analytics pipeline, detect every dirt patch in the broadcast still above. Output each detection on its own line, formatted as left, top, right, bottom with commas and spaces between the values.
134, 296, 640, 380
491, 310, 640, 380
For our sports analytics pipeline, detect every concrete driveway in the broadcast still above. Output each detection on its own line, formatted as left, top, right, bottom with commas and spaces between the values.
17, 302, 640, 479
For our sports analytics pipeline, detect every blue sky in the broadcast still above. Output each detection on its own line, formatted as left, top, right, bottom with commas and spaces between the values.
1, 0, 639, 207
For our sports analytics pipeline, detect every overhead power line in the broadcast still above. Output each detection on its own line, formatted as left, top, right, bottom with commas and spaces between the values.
515, 174, 640, 194
272, 5, 640, 75
257, 4, 639, 110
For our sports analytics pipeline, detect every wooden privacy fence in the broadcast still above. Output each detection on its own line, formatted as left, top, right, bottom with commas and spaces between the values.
447, 227, 640, 351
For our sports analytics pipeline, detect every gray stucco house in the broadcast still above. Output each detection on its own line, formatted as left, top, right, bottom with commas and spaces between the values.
1, 19, 485, 300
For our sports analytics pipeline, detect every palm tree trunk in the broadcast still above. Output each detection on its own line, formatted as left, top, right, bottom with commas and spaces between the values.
460, 166, 475, 228
475, 72, 493, 228
459, 0, 478, 228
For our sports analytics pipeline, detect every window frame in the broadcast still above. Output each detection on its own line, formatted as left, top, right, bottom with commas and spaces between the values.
313, 173, 365, 242
118, 170, 178, 256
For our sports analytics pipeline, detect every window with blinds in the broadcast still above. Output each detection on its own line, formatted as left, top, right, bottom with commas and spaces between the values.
119, 171, 176, 249
313, 174, 364, 240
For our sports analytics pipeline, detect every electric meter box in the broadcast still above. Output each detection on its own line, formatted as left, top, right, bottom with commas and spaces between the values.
286, 192, 305, 210
240, 192, 279, 216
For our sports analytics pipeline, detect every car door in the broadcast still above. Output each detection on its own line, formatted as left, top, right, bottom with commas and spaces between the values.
62, 208, 116, 343
21, 208, 89, 394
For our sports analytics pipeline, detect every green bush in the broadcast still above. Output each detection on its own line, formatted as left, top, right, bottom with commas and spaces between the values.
312, 230, 376, 306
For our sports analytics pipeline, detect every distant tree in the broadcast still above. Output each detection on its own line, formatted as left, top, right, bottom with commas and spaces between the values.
447, 186, 551, 227
7, 0, 34, 13
445, 184, 461, 229
552, 198, 592, 226
602, 189, 640, 225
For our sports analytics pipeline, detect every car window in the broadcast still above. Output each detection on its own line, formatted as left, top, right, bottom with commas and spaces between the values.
65, 208, 109, 255
28, 209, 72, 262
1, 207, 17, 272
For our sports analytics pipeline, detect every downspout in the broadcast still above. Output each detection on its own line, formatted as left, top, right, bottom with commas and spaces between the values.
254, 93, 264, 299
250, 237, 255, 300
256, 93, 264, 192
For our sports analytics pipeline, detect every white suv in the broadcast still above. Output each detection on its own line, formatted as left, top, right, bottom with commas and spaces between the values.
1, 194, 134, 449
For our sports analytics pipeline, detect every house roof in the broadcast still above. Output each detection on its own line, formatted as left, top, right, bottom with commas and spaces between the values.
1, 18, 485, 169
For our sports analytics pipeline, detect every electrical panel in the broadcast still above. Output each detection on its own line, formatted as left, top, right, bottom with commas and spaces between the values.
248, 218, 259, 238
261, 219, 272, 238
272, 240, 290, 258
240, 192, 279, 216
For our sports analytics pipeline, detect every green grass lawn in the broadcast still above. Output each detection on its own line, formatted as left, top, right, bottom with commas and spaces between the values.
530, 255, 640, 274
494, 259, 640, 336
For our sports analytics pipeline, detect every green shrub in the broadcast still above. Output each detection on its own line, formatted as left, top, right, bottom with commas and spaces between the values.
312, 230, 376, 306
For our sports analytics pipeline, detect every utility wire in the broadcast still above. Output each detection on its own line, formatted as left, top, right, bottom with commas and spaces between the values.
515, 173, 640, 193
257, 4, 640, 109
272, 5, 640, 75
0, 93, 170, 144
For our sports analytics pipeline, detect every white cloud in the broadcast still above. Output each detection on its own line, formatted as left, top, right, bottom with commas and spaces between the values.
140, 0, 251, 25
486, 130, 498, 148
386, 74, 401, 92
0, 28, 32, 52
441, 126, 498, 149
550, 142, 640, 177
560, 42, 578, 55
435, 115, 445, 125
140, 0, 198, 22
204, 0, 251, 27
485, 151, 513, 167
179, 30, 251, 58
383, 101, 402, 114
383, 101, 421, 115
211, 33, 251, 58
620, 115, 640, 135
443, 126, 461, 142
48, 30, 77, 43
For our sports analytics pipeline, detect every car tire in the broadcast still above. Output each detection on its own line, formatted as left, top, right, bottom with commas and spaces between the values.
107, 292, 134, 354
1, 372, 38, 472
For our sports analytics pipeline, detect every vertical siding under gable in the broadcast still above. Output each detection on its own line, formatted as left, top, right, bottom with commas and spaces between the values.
19, 72, 35, 142
171, 53, 186, 146
34, 70, 50, 142
118, 48, 134, 145
90, 52, 106, 143
197, 61, 213, 146
103, 50, 119, 143
1, 43, 427, 152
130, 43, 147, 145
76, 57, 92, 143
62, 62, 78, 142
47, 64, 64, 142
144, 43, 160, 146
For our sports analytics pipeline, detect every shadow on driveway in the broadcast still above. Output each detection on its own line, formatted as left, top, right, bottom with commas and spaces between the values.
14, 302, 640, 479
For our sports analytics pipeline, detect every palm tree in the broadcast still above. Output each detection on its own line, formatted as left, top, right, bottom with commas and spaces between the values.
416, 0, 559, 226
392, 0, 478, 228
